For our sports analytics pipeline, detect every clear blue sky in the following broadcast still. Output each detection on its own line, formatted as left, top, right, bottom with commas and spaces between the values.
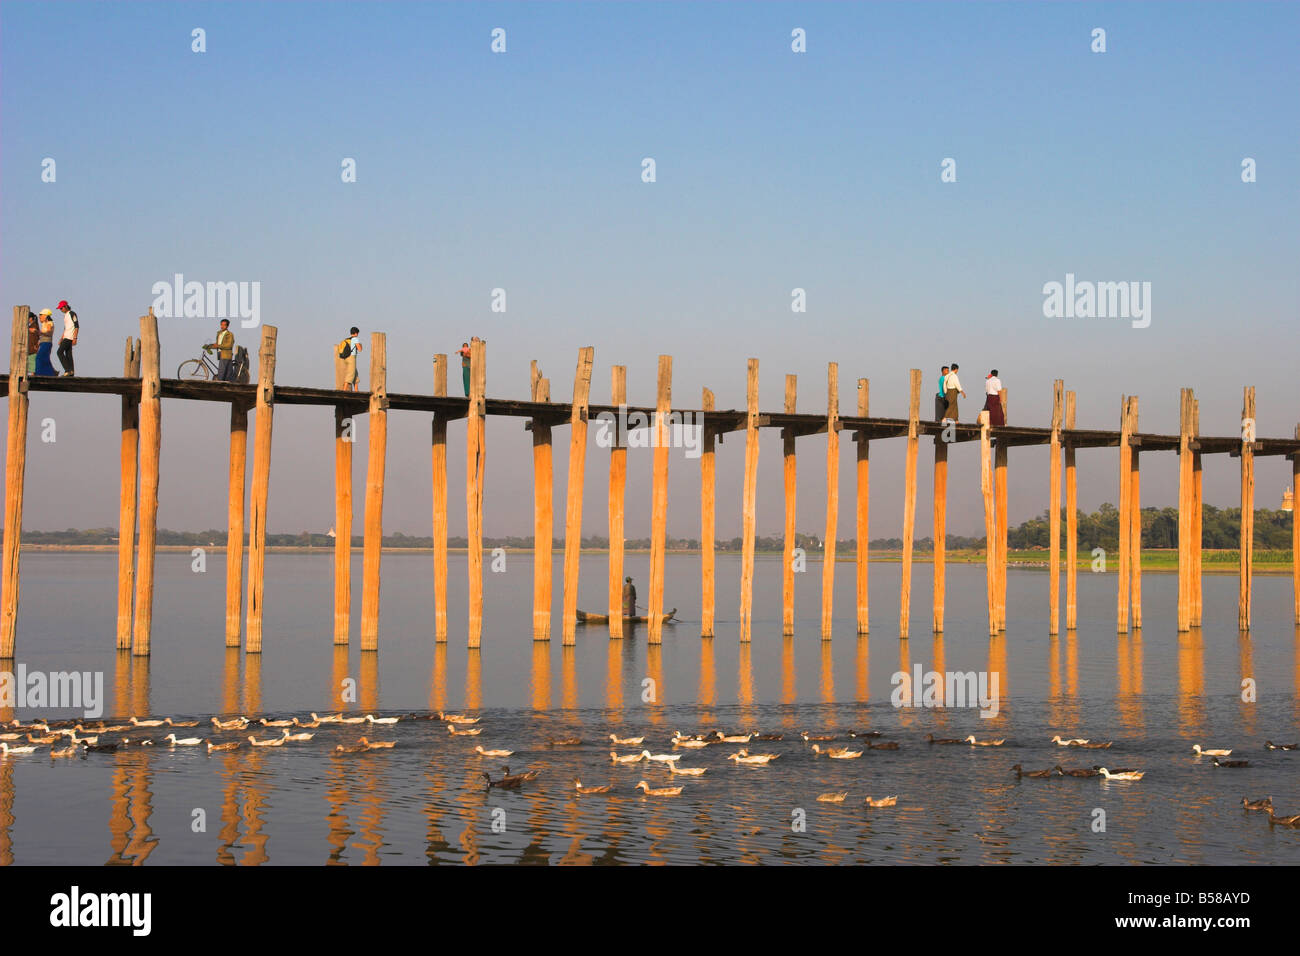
3, 1, 1297, 539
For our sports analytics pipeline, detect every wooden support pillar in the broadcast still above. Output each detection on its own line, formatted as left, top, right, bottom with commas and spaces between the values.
606, 366, 626, 639
932, 421, 948, 634
994, 387, 1009, 631
1294, 425, 1299, 625
899, 369, 922, 639
117, 337, 141, 650
430, 355, 448, 642
781, 375, 797, 637
854, 379, 869, 634
1177, 388, 1193, 632
979, 411, 996, 636
820, 363, 839, 641
1117, 395, 1132, 633
531, 368, 554, 641
466, 337, 487, 648
1191, 399, 1203, 626
1064, 391, 1078, 630
333, 403, 352, 645
647, 356, 672, 644
1048, 380, 1063, 636
560, 347, 594, 646
1, 307, 32, 658
131, 311, 163, 655
739, 359, 760, 642
1128, 397, 1141, 630
359, 333, 387, 651
1239, 386, 1255, 630
700, 388, 716, 638
244, 324, 277, 654
225, 400, 249, 647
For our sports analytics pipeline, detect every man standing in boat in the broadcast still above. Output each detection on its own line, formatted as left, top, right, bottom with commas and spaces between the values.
622, 577, 637, 618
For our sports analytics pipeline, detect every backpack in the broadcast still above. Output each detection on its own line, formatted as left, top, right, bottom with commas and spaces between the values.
233, 346, 250, 384
338, 337, 352, 359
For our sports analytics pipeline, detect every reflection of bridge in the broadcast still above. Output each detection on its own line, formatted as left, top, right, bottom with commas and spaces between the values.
4, 307, 1297, 661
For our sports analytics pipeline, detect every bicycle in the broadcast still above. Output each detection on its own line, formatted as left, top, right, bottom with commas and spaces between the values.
177, 345, 222, 381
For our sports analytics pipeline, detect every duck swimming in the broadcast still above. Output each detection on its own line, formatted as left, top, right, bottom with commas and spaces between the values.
635, 780, 683, 797
964, 735, 1005, 747
817, 792, 848, 803
811, 744, 862, 759
667, 762, 706, 776
448, 725, 482, 737
727, 750, 779, 765
1096, 767, 1145, 781
1010, 764, 1059, 779
1264, 741, 1298, 751
483, 771, 522, 790
248, 734, 286, 748
610, 751, 645, 764
0, 742, 37, 755
547, 736, 582, 747
281, 730, 315, 743
365, 714, 399, 724
211, 716, 248, 731
716, 732, 753, 744
1210, 756, 1250, 768
1055, 765, 1102, 777
206, 740, 241, 753
864, 795, 899, 807
573, 779, 613, 794
1051, 736, 1089, 747
1266, 807, 1300, 827
1192, 744, 1232, 757
640, 750, 682, 763
358, 737, 395, 750
475, 745, 514, 758
1241, 796, 1273, 811
800, 731, 836, 742
165, 734, 203, 746
925, 734, 963, 745
868, 740, 900, 751
609, 734, 644, 746
165, 718, 200, 727
130, 717, 166, 728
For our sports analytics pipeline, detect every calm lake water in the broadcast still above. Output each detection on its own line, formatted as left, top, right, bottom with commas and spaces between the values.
2, 551, 1298, 864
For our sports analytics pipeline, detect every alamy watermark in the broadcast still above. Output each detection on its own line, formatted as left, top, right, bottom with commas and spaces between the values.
891, 663, 1000, 718
594, 405, 703, 459
0, 664, 103, 718
151, 273, 261, 328
1042, 273, 1150, 329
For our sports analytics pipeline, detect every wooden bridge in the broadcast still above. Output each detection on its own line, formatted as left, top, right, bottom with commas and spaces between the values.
3, 307, 1298, 659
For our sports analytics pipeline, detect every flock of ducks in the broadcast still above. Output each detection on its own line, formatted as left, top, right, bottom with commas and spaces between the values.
5, 712, 1295, 825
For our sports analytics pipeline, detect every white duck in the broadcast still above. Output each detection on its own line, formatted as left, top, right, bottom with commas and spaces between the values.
475, 745, 513, 758
211, 716, 249, 730
0, 742, 38, 755
130, 717, 166, 728
448, 725, 482, 737
1192, 744, 1232, 757
965, 735, 1006, 747
728, 750, 779, 765
667, 762, 706, 776
281, 730, 314, 743
609, 734, 644, 746
1096, 767, 1144, 781
248, 734, 286, 747
640, 750, 682, 763
165, 734, 203, 746
610, 751, 645, 764
365, 714, 400, 724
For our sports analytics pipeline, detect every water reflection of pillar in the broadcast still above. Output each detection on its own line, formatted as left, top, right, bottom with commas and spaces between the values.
1294, 626, 1299, 723
986, 633, 1008, 729
124, 753, 158, 864
130, 653, 150, 720
1176, 630, 1206, 737
0, 760, 14, 865
605, 638, 623, 715
325, 750, 352, 865
244, 651, 263, 716
358, 650, 379, 714
1237, 630, 1255, 737
819, 640, 834, 704
465, 648, 482, 712
855, 635, 869, 705
896, 639, 913, 725
214, 751, 241, 865
221, 647, 240, 716
457, 771, 480, 866
114, 649, 131, 720
1116, 631, 1144, 734
931, 631, 945, 707
423, 752, 451, 864
1059, 627, 1081, 732
430, 642, 448, 715
107, 756, 131, 864
646, 645, 664, 727
240, 747, 271, 865
697, 638, 715, 715
737, 642, 754, 726
1048, 634, 1062, 725
330, 644, 348, 712
531, 642, 550, 711
561, 645, 578, 712
780, 636, 796, 712
354, 755, 385, 865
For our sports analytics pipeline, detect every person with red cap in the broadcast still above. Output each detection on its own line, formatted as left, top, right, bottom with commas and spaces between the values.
55, 300, 78, 377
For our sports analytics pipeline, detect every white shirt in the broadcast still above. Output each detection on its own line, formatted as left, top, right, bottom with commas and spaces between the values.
944, 371, 962, 394
985, 376, 1002, 395
62, 311, 78, 342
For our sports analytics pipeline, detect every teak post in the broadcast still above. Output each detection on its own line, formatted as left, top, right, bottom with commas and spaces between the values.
1294, 424, 1300, 625
1, 307, 32, 657
430, 355, 448, 641
530, 367, 554, 641
1128, 397, 1142, 630
1238, 386, 1255, 630
1064, 391, 1078, 630
606, 366, 626, 638
132, 312, 163, 656
994, 388, 1009, 631
117, 337, 141, 650
466, 338, 487, 648
333, 350, 354, 646
360, 332, 387, 651
781, 375, 797, 636
932, 415, 948, 634
647, 356, 672, 643
244, 324, 277, 654
899, 370, 922, 639
1048, 380, 1063, 636
700, 388, 717, 638
1117, 396, 1132, 633
1191, 399, 1203, 626
739, 359, 761, 642
1177, 389, 1194, 632
820, 363, 840, 641
979, 410, 996, 636
854, 379, 870, 634
225, 399, 249, 647
560, 347, 594, 645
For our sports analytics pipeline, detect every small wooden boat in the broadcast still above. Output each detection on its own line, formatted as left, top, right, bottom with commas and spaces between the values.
576, 608, 677, 626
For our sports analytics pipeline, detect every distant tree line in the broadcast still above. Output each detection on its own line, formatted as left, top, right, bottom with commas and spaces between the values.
17, 504, 1293, 552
